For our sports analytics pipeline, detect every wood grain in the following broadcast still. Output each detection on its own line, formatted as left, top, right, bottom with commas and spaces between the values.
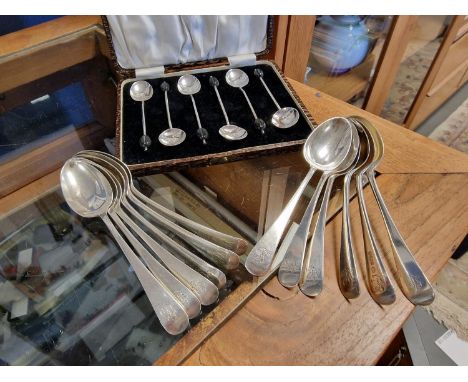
283, 16, 315, 82
181, 173, 468, 365
363, 16, 418, 115
273, 16, 290, 69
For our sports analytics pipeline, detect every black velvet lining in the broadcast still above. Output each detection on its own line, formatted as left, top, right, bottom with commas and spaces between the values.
121, 63, 313, 166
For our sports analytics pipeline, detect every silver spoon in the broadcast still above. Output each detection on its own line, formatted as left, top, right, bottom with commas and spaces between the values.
353, 116, 434, 306
82, 158, 219, 307
278, 117, 357, 288
209, 76, 247, 141
225, 69, 267, 134
254, 68, 299, 129
298, 124, 360, 296
177, 75, 208, 144
60, 158, 189, 335
348, 117, 396, 305
77, 150, 247, 257
245, 117, 354, 277
159, 81, 186, 146
130, 80, 153, 151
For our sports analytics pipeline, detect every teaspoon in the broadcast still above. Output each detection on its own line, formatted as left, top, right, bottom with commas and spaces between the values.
254, 68, 299, 129
60, 158, 189, 335
209, 76, 247, 141
177, 75, 209, 144
245, 117, 354, 277
278, 117, 358, 289
225, 69, 267, 134
159, 81, 186, 146
130, 80, 153, 151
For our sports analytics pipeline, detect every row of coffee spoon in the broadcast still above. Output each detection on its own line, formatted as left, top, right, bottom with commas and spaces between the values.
129, 68, 300, 150
245, 116, 435, 306
61, 150, 248, 334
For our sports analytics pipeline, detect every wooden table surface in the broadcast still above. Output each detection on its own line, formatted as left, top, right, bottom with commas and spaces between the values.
173, 80, 468, 365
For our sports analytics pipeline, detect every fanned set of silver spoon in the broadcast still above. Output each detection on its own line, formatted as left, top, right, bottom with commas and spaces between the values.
60, 150, 248, 335
244, 116, 435, 306
129, 68, 300, 150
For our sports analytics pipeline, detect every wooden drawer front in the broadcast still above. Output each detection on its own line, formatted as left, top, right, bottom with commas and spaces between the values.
429, 33, 468, 96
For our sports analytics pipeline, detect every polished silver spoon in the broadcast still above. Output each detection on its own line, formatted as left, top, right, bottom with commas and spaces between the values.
159, 81, 186, 146
130, 80, 153, 151
254, 68, 299, 129
177, 75, 209, 144
278, 117, 357, 288
225, 69, 266, 134
209, 76, 247, 141
298, 123, 360, 296
60, 158, 189, 335
245, 117, 354, 277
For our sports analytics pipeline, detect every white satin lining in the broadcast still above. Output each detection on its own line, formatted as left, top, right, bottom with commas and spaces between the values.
107, 15, 268, 70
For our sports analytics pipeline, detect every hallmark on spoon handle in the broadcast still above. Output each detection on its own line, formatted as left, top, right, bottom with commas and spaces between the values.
367, 171, 434, 305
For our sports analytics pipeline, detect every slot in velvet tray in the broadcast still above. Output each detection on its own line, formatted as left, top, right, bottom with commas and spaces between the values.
119, 61, 315, 173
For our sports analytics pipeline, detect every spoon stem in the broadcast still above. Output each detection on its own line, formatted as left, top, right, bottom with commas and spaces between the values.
367, 170, 434, 305
239, 88, 259, 120
190, 95, 204, 135
278, 173, 328, 288
244, 168, 316, 276
213, 85, 230, 125
100, 214, 189, 335
258, 76, 281, 110
163, 89, 174, 130
141, 101, 147, 136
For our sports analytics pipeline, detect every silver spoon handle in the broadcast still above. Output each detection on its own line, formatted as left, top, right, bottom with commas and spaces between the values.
337, 173, 360, 299
258, 76, 281, 110
101, 214, 189, 335
245, 168, 316, 276
163, 90, 173, 130
356, 173, 395, 305
213, 86, 230, 125
123, 198, 226, 290
190, 94, 203, 131
239, 88, 259, 120
130, 193, 240, 270
118, 203, 218, 306
141, 101, 147, 136
132, 186, 247, 255
278, 174, 328, 288
299, 175, 335, 295
367, 170, 434, 305
112, 210, 201, 318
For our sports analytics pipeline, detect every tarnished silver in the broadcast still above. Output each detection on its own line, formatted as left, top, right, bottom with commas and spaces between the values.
209, 76, 247, 141
348, 117, 396, 305
225, 69, 266, 134
158, 81, 186, 146
254, 68, 299, 129
60, 158, 189, 335
353, 116, 435, 306
245, 117, 353, 277
298, 123, 360, 296
129, 80, 153, 151
82, 158, 219, 307
177, 74, 209, 144
76, 151, 230, 287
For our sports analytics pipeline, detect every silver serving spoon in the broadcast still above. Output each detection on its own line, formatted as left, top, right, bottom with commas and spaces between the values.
159, 81, 186, 146
298, 124, 360, 296
60, 158, 189, 335
353, 116, 434, 306
177, 75, 209, 144
254, 68, 299, 129
77, 150, 247, 257
209, 76, 247, 141
225, 69, 267, 134
130, 80, 153, 151
278, 117, 357, 288
348, 117, 396, 305
245, 117, 354, 277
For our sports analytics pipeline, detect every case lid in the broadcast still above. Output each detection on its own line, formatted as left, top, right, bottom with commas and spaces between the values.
106, 16, 269, 71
